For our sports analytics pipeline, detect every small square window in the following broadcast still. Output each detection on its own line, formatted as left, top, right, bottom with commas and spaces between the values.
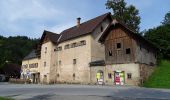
80, 40, 86, 46
117, 43, 121, 49
108, 73, 112, 79
59, 60, 61, 66
109, 50, 112, 56
126, 48, 131, 54
73, 59, 76, 64
71, 43, 77, 48
127, 73, 132, 79
65, 44, 70, 49
45, 47, 47, 53
44, 62, 46, 67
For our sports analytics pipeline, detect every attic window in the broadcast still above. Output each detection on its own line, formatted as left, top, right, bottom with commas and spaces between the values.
80, 40, 86, 46
56, 46, 62, 51
65, 44, 70, 49
117, 43, 121, 49
126, 48, 131, 54
71, 42, 77, 48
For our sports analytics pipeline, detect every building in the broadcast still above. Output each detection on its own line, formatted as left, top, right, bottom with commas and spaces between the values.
21, 12, 157, 85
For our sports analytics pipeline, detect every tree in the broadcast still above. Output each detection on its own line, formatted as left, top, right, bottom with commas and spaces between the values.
144, 11, 170, 59
162, 11, 170, 25
105, 0, 141, 32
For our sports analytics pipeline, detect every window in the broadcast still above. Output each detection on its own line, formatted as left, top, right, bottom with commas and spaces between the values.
73, 73, 75, 80
59, 60, 61, 66
45, 47, 47, 53
117, 43, 121, 49
126, 48, 131, 54
108, 73, 112, 79
73, 59, 76, 64
64, 44, 70, 49
140, 45, 142, 50
44, 62, 46, 67
71, 43, 77, 48
109, 50, 112, 56
101, 26, 103, 32
57, 73, 59, 77
127, 73, 132, 79
80, 40, 86, 46
56, 46, 62, 51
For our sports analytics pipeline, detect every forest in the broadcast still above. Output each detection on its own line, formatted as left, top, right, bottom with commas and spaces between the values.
0, 36, 39, 69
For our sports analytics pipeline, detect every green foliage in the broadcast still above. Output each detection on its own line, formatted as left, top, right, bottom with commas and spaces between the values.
143, 60, 170, 88
105, 0, 141, 32
0, 97, 13, 100
0, 36, 39, 68
144, 22, 170, 59
162, 11, 170, 25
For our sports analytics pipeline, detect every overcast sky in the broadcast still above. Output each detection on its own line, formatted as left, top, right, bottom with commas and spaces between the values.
0, 0, 169, 38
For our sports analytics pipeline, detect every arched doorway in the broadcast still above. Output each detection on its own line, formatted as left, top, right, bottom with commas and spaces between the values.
96, 70, 104, 85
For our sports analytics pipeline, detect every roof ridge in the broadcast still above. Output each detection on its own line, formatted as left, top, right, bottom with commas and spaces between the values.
60, 12, 111, 34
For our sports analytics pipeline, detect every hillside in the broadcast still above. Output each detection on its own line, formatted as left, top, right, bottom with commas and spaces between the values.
143, 60, 170, 88
0, 36, 39, 68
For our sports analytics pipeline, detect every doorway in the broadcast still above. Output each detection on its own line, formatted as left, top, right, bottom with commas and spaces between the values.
96, 70, 104, 85
114, 71, 125, 85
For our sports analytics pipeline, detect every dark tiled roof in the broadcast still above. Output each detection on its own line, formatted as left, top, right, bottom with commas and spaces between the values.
23, 50, 37, 60
58, 12, 111, 42
41, 30, 60, 44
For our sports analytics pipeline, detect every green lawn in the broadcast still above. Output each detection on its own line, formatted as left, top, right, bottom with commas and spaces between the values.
0, 97, 13, 100
143, 60, 170, 88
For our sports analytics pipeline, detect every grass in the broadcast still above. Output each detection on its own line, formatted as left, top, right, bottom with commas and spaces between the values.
143, 60, 170, 88
0, 97, 13, 100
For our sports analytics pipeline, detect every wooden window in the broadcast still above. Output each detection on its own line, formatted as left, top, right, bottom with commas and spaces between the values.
80, 40, 86, 46
73, 59, 76, 64
108, 73, 112, 79
44, 62, 46, 67
127, 73, 132, 79
117, 43, 121, 49
109, 50, 112, 56
126, 48, 131, 54
64, 44, 70, 49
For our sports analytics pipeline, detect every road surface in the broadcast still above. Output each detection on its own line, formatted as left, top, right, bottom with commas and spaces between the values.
0, 82, 170, 100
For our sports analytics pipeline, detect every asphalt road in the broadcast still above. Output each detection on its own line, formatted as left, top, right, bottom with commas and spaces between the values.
0, 82, 170, 100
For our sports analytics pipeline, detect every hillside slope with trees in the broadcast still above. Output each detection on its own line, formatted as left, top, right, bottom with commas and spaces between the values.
0, 36, 39, 68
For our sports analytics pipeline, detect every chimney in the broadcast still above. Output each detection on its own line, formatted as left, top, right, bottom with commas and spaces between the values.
77, 17, 81, 27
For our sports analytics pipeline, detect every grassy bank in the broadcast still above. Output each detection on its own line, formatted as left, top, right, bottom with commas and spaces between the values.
0, 97, 13, 100
143, 60, 170, 88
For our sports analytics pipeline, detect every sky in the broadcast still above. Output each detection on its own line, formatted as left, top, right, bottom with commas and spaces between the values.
0, 0, 169, 38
